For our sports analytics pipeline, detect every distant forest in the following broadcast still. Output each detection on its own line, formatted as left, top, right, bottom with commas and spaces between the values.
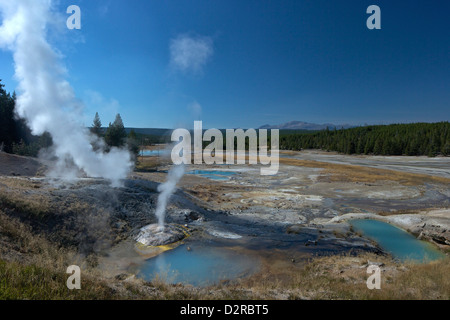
280, 122, 450, 156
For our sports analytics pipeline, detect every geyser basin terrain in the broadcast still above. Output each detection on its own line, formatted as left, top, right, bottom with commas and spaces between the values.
1, 149, 450, 298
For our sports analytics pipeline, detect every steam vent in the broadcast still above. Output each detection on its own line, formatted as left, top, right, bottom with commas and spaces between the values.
135, 223, 188, 247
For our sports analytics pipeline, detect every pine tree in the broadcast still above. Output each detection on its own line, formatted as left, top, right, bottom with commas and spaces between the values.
90, 112, 103, 137
104, 114, 127, 148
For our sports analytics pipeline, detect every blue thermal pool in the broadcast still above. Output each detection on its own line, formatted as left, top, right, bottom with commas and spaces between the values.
349, 219, 445, 262
187, 170, 238, 181
137, 244, 258, 286
140, 149, 169, 157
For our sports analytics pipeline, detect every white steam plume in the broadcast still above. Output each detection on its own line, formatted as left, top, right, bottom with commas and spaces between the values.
0, 0, 132, 186
155, 164, 185, 230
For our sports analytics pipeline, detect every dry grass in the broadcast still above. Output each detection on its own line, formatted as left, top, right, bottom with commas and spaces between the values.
0, 207, 105, 299
0, 177, 51, 219
377, 209, 424, 216
280, 158, 450, 186
226, 252, 450, 300
135, 156, 172, 172
0, 259, 122, 300
0, 206, 155, 300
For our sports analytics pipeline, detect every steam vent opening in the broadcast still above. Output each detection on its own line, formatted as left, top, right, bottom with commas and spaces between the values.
135, 224, 189, 247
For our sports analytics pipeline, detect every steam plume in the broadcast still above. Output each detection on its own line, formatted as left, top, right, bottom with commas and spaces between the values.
0, 0, 132, 186
155, 164, 185, 230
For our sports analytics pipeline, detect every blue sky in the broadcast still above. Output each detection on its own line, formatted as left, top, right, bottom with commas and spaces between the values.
1, 0, 449, 129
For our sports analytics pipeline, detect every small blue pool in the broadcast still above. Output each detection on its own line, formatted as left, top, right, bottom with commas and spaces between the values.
187, 170, 238, 181
137, 244, 258, 286
140, 150, 169, 157
349, 219, 445, 263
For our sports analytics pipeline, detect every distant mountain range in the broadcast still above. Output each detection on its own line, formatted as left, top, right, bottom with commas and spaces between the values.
259, 121, 355, 131
116, 122, 354, 136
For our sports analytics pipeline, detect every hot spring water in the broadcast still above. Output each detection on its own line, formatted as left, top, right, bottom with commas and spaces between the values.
187, 170, 238, 181
137, 244, 259, 286
141, 149, 170, 157
349, 219, 445, 262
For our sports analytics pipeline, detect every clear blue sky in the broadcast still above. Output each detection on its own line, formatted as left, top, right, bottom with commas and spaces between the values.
1, 0, 449, 129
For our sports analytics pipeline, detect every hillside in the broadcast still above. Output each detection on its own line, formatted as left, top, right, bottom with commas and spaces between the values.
0, 152, 44, 176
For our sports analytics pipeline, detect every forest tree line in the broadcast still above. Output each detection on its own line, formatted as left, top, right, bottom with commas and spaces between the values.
280, 122, 450, 156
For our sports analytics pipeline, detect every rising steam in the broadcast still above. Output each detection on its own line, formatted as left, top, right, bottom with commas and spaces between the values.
0, 0, 132, 186
155, 164, 185, 230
